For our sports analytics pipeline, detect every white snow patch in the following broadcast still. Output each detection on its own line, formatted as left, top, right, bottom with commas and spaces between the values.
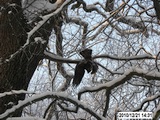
34, 37, 46, 44
7, 117, 45, 120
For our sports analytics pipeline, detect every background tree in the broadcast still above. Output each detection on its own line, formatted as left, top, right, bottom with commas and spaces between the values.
0, 0, 160, 119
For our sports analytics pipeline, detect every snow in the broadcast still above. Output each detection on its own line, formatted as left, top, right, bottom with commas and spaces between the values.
34, 37, 46, 44
8, 11, 12, 14
0, 91, 106, 120
2, 0, 72, 64
133, 93, 160, 112
93, 54, 155, 60
44, 50, 80, 63
7, 117, 45, 120
22, 0, 58, 20
79, 67, 160, 94
0, 90, 35, 98
26, 0, 71, 47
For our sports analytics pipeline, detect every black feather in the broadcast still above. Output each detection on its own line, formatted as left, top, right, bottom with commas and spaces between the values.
73, 48, 99, 87
80, 49, 92, 60
91, 62, 98, 74
84, 61, 92, 73
72, 61, 85, 86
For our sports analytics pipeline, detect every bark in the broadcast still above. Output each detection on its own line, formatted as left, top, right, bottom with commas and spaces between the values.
153, 0, 160, 21
0, 0, 27, 116
0, 0, 53, 117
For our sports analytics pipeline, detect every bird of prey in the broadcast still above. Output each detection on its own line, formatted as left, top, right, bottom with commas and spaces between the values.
72, 49, 98, 86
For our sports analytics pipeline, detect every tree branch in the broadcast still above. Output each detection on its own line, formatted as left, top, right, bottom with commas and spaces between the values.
132, 93, 160, 112
0, 92, 106, 120
44, 51, 155, 64
78, 67, 160, 100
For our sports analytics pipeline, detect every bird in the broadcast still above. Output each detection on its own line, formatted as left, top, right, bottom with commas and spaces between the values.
80, 48, 92, 60
72, 61, 85, 86
72, 49, 98, 86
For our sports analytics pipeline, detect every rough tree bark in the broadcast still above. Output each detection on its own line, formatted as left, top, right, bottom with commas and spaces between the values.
0, 0, 27, 116
0, 0, 54, 117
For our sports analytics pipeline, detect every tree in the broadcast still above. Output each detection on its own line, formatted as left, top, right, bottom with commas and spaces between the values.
0, 0, 28, 116
0, 0, 58, 117
0, 0, 160, 119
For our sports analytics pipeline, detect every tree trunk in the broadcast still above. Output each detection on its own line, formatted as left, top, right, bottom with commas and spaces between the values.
0, 0, 27, 116
0, 0, 53, 117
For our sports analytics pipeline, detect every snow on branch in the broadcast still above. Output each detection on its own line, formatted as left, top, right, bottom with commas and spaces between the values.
117, 15, 149, 37
7, 117, 45, 120
69, 17, 88, 27
1, 0, 72, 65
93, 54, 156, 60
0, 92, 106, 120
44, 50, 80, 63
68, 17, 88, 47
78, 67, 160, 100
26, 0, 72, 45
44, 50, 156, 64
0, 90, 35, 98
132, 93, 160, 111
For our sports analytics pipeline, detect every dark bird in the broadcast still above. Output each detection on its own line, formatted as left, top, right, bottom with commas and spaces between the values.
90, 61, 98, 74
80, 48, 92, 60
72, 61, 85, 86
72, 49, 98, 86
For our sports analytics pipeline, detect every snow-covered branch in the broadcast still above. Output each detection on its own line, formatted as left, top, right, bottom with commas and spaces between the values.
78, 67, 160, 100
1, 0, 72, 65
93, 54, 156, 60
26, 0, 72, 45
44, 50, 156, 64
118, 16, 147, 31
68, 17, 88, 47
7, 117, 45, 120
54, 18, 73, 91
0, 90, 35, 98
44, 50, 80, 63
132, 93, 160, 111
0, 92, 106, 120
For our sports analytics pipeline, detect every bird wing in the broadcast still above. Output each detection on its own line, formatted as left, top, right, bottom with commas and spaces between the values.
84, 61, 92, 73
91, 61, 98, 74
72, 61, 85, 86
